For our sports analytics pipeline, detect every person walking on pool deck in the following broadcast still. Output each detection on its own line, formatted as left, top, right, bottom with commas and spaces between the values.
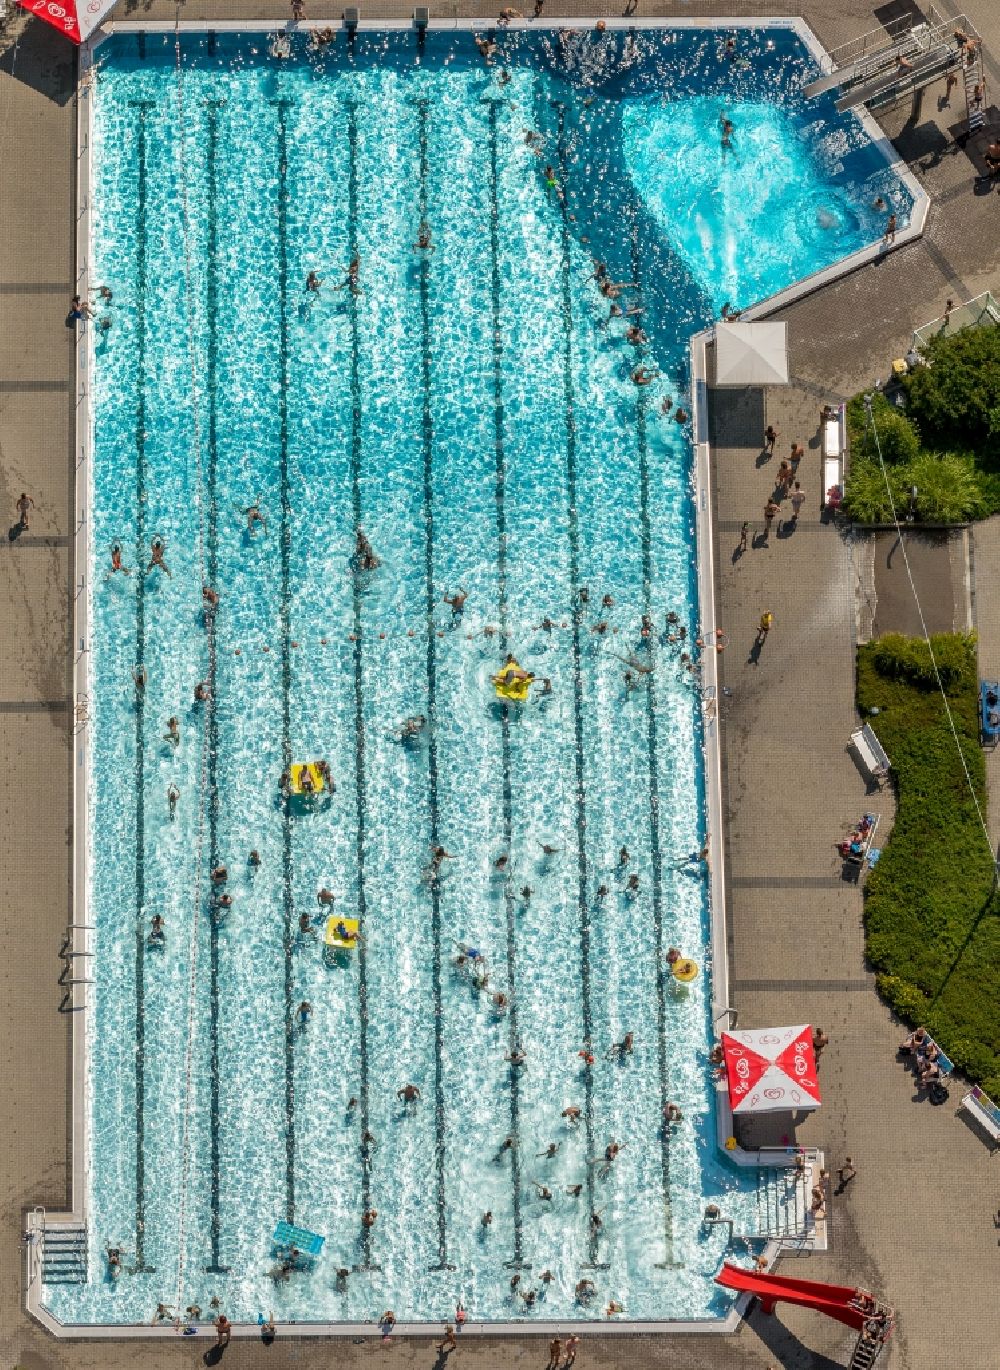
547, 1338, 562, 1370
837, 1156, 857, 1186
763, 499, 779, 540
764, 423, 779, 455
756, 612, 774, 645
789, 482, 806, 520
214, 1313, 232, 1346
15, 492, 34, 529
437, 1324, 458, 1354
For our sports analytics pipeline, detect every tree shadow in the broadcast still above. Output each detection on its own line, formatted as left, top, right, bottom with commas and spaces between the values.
927, 885, 997, 1013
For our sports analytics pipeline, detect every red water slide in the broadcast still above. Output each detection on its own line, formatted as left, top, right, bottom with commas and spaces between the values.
715, 1263, 870, 1330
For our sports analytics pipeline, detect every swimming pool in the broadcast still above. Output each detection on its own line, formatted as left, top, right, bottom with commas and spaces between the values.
50, 21, 912, 1329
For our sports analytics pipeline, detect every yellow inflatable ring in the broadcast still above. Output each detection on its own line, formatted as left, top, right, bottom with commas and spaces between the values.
671, 958, 699, 982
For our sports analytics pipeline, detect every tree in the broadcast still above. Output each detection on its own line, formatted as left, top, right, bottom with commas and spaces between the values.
904, 325, 1000, 468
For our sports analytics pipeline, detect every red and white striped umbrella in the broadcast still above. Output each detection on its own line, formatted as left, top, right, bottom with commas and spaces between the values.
18, 0, 117, 45
722, 1025, 822, 1114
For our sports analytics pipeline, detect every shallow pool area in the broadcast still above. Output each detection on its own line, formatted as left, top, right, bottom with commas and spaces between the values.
47, 22, 914, 1329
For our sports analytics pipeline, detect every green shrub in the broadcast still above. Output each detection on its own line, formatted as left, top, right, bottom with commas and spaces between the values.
844, 450, 989, 524
843, 456, 902, 522
909, 451, 986, 522
976, 469, 1000, 516
858, 635, 1000, 1093
875, 975, 930, 1023
869, 631, 977, 694
904, 324, 1000, 467
846, 391, 921, 465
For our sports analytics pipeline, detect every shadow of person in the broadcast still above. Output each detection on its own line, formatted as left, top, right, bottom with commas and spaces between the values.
754, 448, 771, 469
203, 1347, 225, 1366
751, 531, 768, 550
8, 522, 25, 543
747, 635, 764, 667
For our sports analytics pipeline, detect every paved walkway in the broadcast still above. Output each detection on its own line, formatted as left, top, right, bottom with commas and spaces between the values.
2, 2, 1000, 1368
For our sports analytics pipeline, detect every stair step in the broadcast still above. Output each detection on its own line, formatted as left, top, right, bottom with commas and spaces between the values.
41, 1227, 88, 1285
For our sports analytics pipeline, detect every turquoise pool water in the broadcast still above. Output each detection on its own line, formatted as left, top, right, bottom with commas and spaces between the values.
53, 25, 909, 1327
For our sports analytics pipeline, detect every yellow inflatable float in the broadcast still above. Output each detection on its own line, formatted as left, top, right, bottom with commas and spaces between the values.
289, 762, 327, 796
324, 916, 360, 950
492, 658, 534, 702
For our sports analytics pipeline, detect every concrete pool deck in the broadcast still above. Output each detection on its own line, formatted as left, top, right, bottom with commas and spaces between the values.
2, 0, 1000, 1366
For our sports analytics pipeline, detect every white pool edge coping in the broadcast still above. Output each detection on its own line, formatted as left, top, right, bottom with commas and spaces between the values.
26, 12, 924, 1337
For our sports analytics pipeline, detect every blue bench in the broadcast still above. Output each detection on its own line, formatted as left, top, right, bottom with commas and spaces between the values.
981, 681, 1000, 748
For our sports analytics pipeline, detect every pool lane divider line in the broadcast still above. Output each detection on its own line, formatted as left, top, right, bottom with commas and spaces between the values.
344, 98, 380, 1273
275, 98, 297, 1228
128, 97, 155, 1275
484, 93, 529, 1273
552, 102, 606, 1273
414, 94, 454, 1274
203, 98, 230, 1276
628, 220, 679, 1272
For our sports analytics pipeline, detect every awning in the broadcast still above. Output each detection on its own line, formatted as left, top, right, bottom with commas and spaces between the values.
17, 0, 118, 45
722, 1025, 821, 1114
714, 321, 789, 387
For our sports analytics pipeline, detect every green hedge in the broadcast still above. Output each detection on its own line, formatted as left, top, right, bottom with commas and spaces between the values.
858, 633, 1000, 1097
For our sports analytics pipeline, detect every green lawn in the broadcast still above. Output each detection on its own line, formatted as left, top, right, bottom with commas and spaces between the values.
858, 632, 1000, 1096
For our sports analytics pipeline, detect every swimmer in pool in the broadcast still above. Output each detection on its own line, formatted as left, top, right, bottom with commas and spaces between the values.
147, 539, 170, 577
355, 528, 380, 571
413, 222, 435, 253
335, 255, 362, 296
244, 503, 267, 534
110, 543, 131, 575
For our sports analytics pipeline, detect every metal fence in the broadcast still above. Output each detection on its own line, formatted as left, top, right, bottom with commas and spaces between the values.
912, 290, 1000, 349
